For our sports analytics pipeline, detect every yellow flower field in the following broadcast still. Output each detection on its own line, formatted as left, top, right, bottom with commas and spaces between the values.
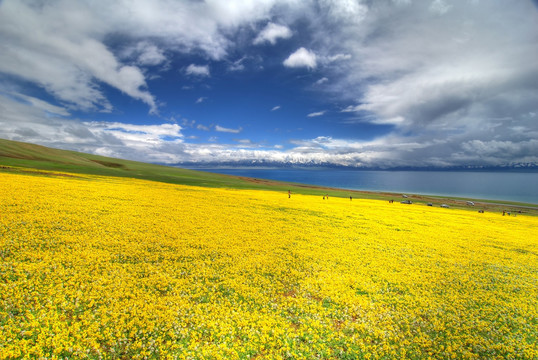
1, 171, 537, 359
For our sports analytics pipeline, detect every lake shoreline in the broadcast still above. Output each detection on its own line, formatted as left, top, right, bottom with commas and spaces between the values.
195, 167, 538, 206
226, 173, 538, 215
2, 164, 537, 215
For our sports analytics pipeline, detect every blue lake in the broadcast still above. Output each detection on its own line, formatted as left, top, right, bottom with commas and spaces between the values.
191, 168, 538, 204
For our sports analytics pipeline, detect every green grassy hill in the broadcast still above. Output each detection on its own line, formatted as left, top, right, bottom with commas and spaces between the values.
0, 138, 342, 195
0, 138, 274, 189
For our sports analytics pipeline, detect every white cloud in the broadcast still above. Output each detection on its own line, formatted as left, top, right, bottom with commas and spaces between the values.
1, 1, 536, 168
196, 97, 207, 104
253, 22, 292, 45
134, 42, 167, 66
228, 57, 247, 71
0, 93, 186, 163
180, 118, 194, 127
0, 0, 286, 114
319, 0, 368, 24
103, 0, 282, 60
460, 139, 538, 159
316, 0, 538, 163
307, 111, 326, 117
215, 125, 242, 134
341, 105, 358, 113
197, 124, 210, 131
185, 64, 210, 77
315, 77, 329, 85
9, 93, 71, 117
283, 48, 317, 69
121, 41, 167, 67
271, 105, 281, 111
327, 54, 351, 62
0, 1, 157, 114
86, 122, 183, 145
2, 93, 537, 168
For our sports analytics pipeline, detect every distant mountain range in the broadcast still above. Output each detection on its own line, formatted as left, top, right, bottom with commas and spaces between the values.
173, 160, 538, 172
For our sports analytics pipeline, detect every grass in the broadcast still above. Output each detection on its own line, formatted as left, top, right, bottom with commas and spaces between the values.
0, 139, 249, 187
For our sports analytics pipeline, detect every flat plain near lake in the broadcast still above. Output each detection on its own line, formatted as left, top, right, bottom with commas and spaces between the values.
1, 170, 537, 359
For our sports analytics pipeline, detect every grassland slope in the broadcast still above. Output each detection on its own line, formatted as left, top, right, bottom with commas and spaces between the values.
0, 138, 295, 191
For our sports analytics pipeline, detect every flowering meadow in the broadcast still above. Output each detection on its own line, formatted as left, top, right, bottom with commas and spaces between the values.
1, 171, 537, 359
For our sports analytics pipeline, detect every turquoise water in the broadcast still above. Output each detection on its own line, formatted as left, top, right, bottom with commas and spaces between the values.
193, 168, 538, 204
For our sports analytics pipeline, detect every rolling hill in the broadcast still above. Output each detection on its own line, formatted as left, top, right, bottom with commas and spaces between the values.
0, 138, 347, 195
0, 138, 277, 189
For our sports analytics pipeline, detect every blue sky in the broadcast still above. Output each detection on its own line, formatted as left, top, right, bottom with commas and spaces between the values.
1, 0, 537, 168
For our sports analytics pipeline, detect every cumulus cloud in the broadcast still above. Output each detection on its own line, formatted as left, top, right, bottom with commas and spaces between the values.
283, 48, 317, 69
317, 0, 538, 165
0, 94, 184, 163
0, 0, 284, 114
185, 64, 210, 77
331, 2, 538, 123
3, 91, 537, 168
253, 22, 293, 45
0, 1, 158, 114
318, 0, 368, 24
131, 42, 167, 66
